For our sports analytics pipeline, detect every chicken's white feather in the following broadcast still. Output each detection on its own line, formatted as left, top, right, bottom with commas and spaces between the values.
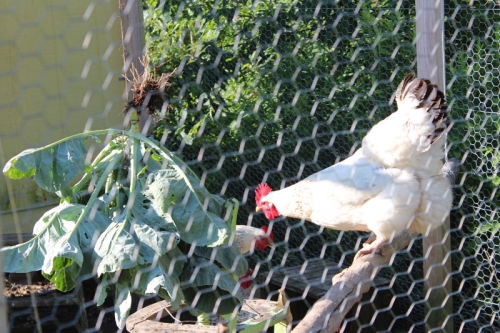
235, 226, 268, 254
362, 73, 448, 178
257, 73, 453, 244
262, 150, 423, 239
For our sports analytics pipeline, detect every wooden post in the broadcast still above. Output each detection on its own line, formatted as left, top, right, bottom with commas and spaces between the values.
415, 1, 453, 332
118, 0, 148, 133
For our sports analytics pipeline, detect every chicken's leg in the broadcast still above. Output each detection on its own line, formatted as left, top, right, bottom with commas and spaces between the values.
358, 235, 389, 257
358, 231, 418, 258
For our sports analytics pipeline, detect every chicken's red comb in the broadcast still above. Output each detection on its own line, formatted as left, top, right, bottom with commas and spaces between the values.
260, 226, 274, 241
255, 183, 272, 204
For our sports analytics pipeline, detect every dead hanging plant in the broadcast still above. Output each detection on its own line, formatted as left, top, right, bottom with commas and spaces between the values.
123, 56, 176, 121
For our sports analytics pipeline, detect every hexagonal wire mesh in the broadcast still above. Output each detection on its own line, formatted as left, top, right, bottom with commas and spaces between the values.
0, 0, 498, 332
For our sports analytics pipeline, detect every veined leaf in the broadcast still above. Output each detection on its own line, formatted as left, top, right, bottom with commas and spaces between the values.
115, 282, 132, 329
95, 273, 113, 306
144, 168, 230, 247
99, 247, 186, 321
3, 137, 89, 193
132, 219, 180, 258
131, 192, 177, 232
180, 257, 243, 315
41, 233, 82, 291
42, 233, 83, 273
194, 243, 248, 277
1, 204, 110, 275
172, 210, 229, 247
42, 256, 82, 292
99, 269, 139, 328
94, 218, 137, 276
142, 247, 186, 309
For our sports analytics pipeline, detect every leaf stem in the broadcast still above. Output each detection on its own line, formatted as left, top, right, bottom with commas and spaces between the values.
21, 152, 123, 248
125, 135, 141, 222
26, 129, 123, 152
125, 132, 199, 192
129, 109, 141, 134
70, 154, 122, 234
103, 170, 115, 217
72, 149, 122, 196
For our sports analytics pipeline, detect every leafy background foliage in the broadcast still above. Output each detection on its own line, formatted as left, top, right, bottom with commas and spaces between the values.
143, 0, 499, 331
445, 1, 500, 330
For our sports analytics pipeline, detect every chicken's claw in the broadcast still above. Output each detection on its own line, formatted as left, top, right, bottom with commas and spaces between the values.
358, 236, 388, 257
363, 234, 377, 246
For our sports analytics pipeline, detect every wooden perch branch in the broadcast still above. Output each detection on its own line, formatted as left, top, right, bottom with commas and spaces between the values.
292, 232, 416, 333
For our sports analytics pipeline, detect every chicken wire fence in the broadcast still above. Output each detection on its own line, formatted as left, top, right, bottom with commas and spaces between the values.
0, 0, 499, 332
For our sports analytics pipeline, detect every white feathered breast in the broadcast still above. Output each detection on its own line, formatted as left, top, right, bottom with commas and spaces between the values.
258, 73, 453, 240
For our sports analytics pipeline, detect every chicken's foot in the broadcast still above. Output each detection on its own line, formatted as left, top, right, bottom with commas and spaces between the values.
358, 236, 389, 257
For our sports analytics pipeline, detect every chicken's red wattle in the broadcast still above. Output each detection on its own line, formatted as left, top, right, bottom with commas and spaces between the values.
239, 268, 253, 289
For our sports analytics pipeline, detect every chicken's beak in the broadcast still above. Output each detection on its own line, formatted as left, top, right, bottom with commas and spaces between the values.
256, 206, 262, 212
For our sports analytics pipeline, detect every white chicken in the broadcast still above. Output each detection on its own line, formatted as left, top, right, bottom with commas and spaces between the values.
234, 226, 273, 290
255, 73, 454, 255
235, 225, 274, 254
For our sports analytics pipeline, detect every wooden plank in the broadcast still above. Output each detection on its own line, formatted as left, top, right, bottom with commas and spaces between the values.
266, 260, 342, 298
126, 300, 189, 332
415, 1, 454, 332
126, 298, 289, 333
2, 233, 33, 246
262, 260, 389, 301
118, 0, 148, 132
8, 288, 85, 308
238, 296, 290, 333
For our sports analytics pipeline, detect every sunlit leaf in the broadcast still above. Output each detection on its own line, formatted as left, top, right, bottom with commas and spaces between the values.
3, 137, 89, 193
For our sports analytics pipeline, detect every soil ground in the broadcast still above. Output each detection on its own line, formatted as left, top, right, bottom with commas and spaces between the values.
5, 271, 160, 333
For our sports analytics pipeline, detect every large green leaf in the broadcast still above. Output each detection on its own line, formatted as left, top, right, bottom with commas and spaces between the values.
180, 257, 243, 315
144, 168, 229, 247
132, 219, 179, 258
41, 233, 83, 291
96, 248, 186, 320
3, 137, 88, 193
141, 247, 186, 309
194, 243, 248, 277
1, 204, 109, 275
115, 282, 132, 329
42, 256, 81, 292
131, 192, 177, 232
95, 273, 113, 307
94, 217, 138, 276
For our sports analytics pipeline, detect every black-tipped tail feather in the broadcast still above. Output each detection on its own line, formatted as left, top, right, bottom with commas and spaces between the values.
396, 73, 450, 145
